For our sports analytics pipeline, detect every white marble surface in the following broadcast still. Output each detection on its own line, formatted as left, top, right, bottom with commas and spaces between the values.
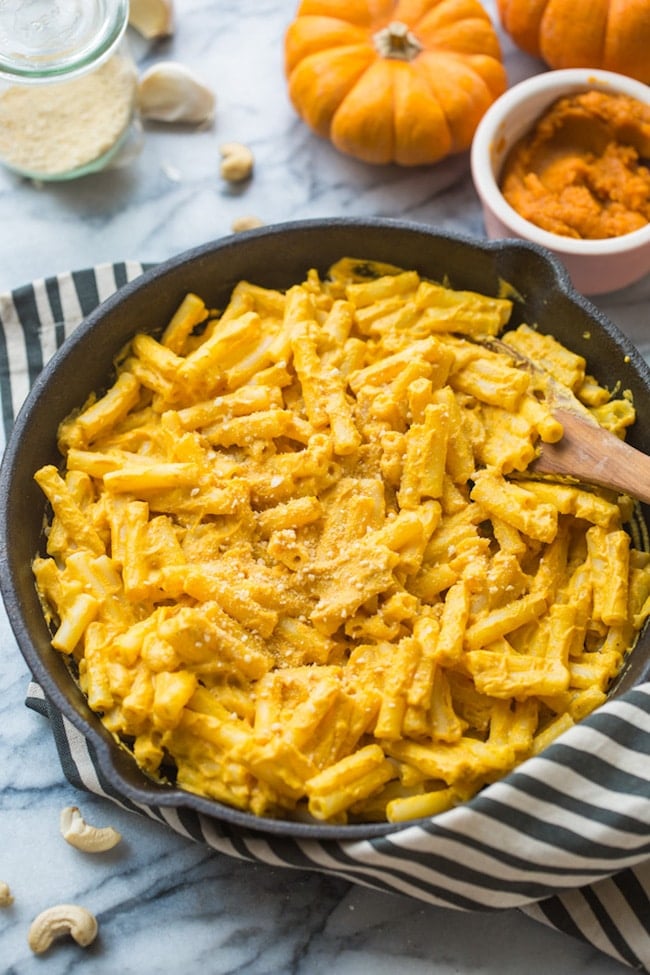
0, 2, 648, 972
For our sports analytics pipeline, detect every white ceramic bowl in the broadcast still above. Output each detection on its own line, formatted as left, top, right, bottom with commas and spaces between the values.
470, 68, 650, 296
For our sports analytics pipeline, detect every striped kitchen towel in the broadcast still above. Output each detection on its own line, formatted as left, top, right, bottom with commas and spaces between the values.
2, 264, 649, 972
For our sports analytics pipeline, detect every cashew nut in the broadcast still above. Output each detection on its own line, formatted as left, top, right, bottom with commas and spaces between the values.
0, 882, 13, 907
138, 62, 215, 124
220, 142, 254, 182
231, 215, 264, 233
60, 806, 122, 853
27, 905, 98, 954
128, 0, 174, 39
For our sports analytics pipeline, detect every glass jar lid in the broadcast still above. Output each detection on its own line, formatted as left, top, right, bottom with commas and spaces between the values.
0, 0, 129, 84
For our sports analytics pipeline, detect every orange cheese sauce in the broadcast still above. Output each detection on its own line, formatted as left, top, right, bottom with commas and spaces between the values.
500, 91, 650, 240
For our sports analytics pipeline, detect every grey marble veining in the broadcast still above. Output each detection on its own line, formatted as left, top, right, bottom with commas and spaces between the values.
0, 2, 647, 972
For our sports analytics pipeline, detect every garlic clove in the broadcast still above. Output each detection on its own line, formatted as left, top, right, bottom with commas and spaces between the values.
129, 0, 174, 39
137, 62, 215, 124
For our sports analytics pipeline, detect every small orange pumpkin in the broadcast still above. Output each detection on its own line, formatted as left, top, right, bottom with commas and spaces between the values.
497, 0, 650, 85
284, 0, 507, 166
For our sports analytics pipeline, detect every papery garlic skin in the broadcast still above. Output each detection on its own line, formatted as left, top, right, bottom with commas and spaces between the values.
137, 62, 215, 124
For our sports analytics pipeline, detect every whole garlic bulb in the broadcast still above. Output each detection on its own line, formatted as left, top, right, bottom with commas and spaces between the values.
137, 62, 215, 124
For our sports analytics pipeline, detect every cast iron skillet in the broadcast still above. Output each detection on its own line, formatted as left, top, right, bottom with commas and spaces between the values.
2, 218, 649, 839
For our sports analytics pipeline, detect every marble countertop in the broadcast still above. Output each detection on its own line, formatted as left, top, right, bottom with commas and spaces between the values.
0, 2, 648, 972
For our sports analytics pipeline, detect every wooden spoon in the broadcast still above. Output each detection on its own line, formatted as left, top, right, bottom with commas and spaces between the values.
479, 336, 650, 505
529, 407, 650, 505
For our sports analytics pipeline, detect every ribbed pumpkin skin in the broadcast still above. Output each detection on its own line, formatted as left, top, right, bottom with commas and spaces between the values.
284, 0, 507, 166
497, 0, 650, 85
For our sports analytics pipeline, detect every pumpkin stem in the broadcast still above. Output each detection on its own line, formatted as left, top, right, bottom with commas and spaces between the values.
373, 20, 422, 61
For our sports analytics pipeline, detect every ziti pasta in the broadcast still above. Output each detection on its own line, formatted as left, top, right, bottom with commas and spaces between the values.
32, 258, 650, 824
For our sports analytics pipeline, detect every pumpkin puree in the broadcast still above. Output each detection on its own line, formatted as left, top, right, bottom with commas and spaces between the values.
500, 90, 650, 239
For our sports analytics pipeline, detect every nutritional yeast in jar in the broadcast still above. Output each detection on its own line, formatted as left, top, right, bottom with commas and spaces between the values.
0, 0, 138, 180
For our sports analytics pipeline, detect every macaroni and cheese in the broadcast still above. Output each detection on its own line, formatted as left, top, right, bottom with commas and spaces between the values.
32, 258, 650, 824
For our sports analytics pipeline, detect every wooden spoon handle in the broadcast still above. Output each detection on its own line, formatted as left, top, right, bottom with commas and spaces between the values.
531, 408, 650, 505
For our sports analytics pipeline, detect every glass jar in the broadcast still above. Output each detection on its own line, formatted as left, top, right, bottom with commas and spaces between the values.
0, 0, 141, 180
